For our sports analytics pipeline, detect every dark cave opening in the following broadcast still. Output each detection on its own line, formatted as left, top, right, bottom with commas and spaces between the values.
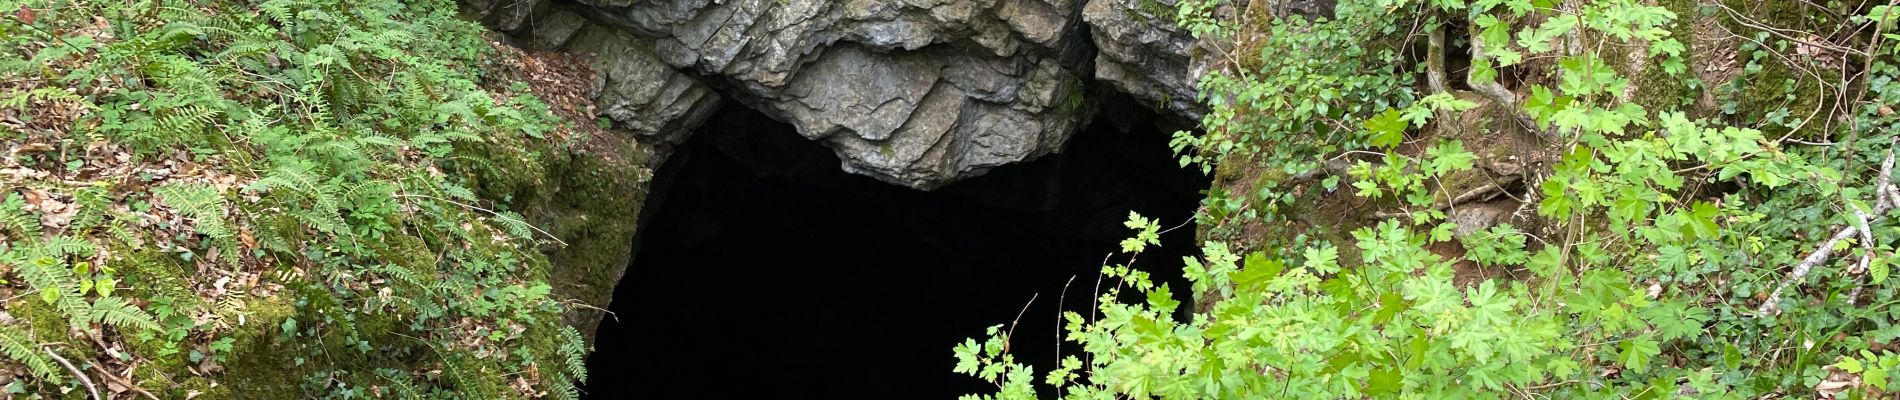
584, 102, 1209, 398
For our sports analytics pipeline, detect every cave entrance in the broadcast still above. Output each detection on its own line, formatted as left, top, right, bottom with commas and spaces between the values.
585, 102, 1208, 397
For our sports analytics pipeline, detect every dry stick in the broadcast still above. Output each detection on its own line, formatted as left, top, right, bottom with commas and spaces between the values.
44, 347, 100, 400
1003, 293, 1039, 354
1713, 3, 1870, 58
1846, 138, 1900, 303
85, 359, 160, 400
1759, 139, 1899, 315
1372, 176, 1521, 219
1053, 275, 1077, 397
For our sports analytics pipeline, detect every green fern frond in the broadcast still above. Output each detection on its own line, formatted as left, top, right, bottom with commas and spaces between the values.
154, 183, 226, 219
549, 379, 580, 400
0, 325, 59, 383
559, 326, 588, 383
39, 236, 97, 259
366, 263, 422, 288
493, 211, 536, 243
90, 297, 161, 332
68, 187, 110, 232
0, 192, 43, 239
15, 255, 90, 332
258, 0, 295, 27
375, 368, 423, 399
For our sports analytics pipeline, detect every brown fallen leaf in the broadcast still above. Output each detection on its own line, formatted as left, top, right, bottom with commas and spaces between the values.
1816, 366, 1859, 399
15, 6, 33, 25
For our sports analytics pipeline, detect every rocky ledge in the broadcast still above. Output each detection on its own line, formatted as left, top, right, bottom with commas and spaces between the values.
464, 0, 1210, 189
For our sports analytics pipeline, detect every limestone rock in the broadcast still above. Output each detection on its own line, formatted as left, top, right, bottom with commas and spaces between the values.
1082, 0, 1210, 121
463, 0, 1221, 188
470, 0, 1095, 189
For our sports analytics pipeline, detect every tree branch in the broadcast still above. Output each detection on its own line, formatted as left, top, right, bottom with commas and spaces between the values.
44, 346, 100, 400
1759, 138, 1898, 315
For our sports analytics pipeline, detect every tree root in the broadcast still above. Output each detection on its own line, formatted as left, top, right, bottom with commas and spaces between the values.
1464, 22, 1545, 141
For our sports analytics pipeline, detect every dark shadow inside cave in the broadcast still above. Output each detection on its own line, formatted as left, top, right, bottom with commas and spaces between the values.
584, 101, 1208, 398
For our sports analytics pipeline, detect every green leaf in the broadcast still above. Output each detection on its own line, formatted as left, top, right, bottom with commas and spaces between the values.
1365, 367, 1403, 395
1874, 256, 1891, 284
1682, 201, 1721, 240
1364, 109, 1407, 148
1234, 252, 1283, 293
1837, 356, 1866, 374
95, 277, 115, 298
1425, 140, 1477, 176
1619, 337, 1661, 373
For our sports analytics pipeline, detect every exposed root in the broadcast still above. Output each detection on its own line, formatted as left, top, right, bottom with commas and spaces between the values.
1426, 19, 1451, 95
1464, 22, 1544, 141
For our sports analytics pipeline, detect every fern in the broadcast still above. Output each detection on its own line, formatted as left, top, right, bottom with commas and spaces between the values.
39, 236, 97, 259
549, 379, 580, 400
250, 164, 351, 234
12, 254, 91, 332
494, 211, 536, 243
89, 297, 161, 332
0, 192, 42, 239
558, 325, 589, 383
155, 183, 241, 262
154, 183, 225, 218
0, 325, 58, 383
374, 368, 424, 399
67, 187, 110, 232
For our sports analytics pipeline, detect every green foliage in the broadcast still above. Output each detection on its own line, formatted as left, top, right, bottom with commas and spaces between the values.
0, 325, 58, 384
957, 0, 1900, 398
1, 0, 591, 397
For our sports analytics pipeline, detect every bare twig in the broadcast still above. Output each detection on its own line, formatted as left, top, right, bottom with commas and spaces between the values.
1372, 176, 1522, 219
44, 346, 100, 400
1053, 274, 1077, 397
1003, 293, 1038, 353
85, 359, 161, 400
1713, 3, 1870, 57
1760, 139, 1898, 315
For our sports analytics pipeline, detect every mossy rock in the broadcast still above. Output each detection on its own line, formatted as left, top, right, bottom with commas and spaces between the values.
524, 136, 651, 342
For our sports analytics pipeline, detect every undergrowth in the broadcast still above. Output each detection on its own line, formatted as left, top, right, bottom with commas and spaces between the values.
0, 0, 588, 398
959, 0, 1900, 398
